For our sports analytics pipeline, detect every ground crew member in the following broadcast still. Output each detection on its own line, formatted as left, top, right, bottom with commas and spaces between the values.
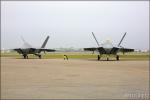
64, 55, 68, 60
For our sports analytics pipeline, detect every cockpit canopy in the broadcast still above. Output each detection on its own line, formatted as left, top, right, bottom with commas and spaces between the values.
102, 40, 113, 49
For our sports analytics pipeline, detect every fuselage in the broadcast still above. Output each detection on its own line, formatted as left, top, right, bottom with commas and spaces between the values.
20, 48, 39, 54
101, 40, 117, 54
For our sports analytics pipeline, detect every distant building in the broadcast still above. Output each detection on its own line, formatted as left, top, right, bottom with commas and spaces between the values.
141, 50, 149, 53
0, 48, 11, 53
1, 48, 5, 53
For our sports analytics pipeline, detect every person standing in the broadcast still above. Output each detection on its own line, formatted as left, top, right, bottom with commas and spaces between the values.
64, 55, 68, 60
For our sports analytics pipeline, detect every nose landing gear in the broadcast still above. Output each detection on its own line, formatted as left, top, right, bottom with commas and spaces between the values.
107, 57, 109, 61
116, 55, 119, 61
23, 54, 28, 59
38, 55, 41, 59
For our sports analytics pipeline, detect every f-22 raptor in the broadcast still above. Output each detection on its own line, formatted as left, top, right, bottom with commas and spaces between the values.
84, 32, 134, 61
14, 36, 55, 59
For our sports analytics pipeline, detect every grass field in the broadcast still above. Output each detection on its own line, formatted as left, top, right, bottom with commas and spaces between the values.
1, 52, 149, 61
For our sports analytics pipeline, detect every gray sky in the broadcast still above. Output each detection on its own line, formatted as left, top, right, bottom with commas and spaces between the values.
1, 1, 149, 50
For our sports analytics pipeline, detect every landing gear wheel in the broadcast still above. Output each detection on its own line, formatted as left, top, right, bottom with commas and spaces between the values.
107, 57, 109, 61
39, 55, 41, 59
23, 54, 27, 59
97, 55, 100, 61
23, 55, 26, 59
116, 55, 119, 61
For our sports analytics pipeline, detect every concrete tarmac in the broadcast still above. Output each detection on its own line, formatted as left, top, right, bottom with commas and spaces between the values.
1, 58, 149, 99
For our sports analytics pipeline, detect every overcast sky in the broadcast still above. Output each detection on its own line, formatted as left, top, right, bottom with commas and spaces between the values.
1, 1, 149, 50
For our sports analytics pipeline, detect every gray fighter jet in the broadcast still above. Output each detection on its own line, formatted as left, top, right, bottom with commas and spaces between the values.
84, 32, 134, 61
14, 35, 55, 59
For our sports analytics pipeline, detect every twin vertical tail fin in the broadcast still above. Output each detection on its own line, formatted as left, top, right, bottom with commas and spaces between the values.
20, 36, 32, 48
92, 32, 100, 47
41, 36, 50, 48
21, 36, 26, 43
117, 32, 127, 47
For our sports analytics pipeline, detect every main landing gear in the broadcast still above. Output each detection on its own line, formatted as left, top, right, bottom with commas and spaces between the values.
116, 55, 119, 61
38, 55, 41, 59
107, 57, 109, 61
98, 55, 102, 61
23, 54, 28, 59
97, 55, 120, 61
97, 55, 100, 61
22, 54, 41, 59
35, 54, 42, 59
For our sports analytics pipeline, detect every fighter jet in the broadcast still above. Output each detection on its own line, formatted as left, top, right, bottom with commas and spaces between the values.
14, 35, 55, 59
84, 32, 134, 61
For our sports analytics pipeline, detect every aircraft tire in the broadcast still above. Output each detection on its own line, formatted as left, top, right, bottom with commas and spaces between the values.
107, 57, 109, 61
23, 54, 26, 59
39, 55, 41, 59
116, 55, 119, 61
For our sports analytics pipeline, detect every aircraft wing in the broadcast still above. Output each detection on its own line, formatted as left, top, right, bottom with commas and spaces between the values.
109, 47, 134, 54
119, 48, 134, 52
84, 47, 97, 51
97, 47, 106, 54
84, 47, 106, 54
37, 48, 56, 52
110, 47, 120, 54
14, 48, 55, 54
13, 48, 37, 54
14, 48, 23, 54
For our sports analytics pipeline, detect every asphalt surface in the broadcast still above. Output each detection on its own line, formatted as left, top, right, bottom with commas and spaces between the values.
1, 58, 149, 99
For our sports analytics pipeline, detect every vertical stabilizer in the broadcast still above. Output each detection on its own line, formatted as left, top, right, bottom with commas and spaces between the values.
118, 32, 127, 47
41, 36, 50, 48
92, 32, 100, 47
20, 36, 32, 48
